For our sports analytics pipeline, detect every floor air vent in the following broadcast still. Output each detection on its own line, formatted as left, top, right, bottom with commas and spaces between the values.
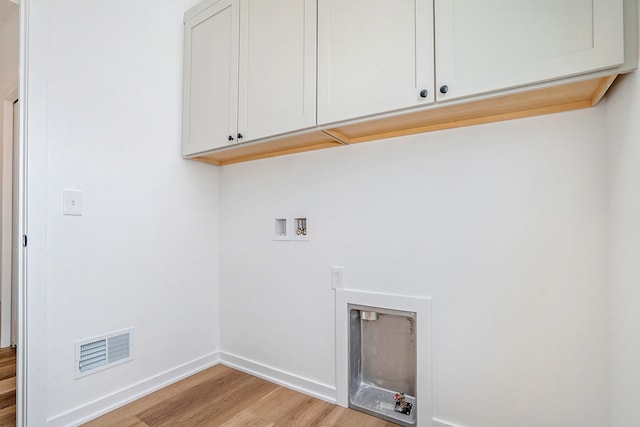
75, 328, 133, 378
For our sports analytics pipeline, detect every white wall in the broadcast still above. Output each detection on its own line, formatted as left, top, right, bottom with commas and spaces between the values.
24, 0, 221, 424
20, 0, 637, 425
220, 109, 610, 427
606, 48, 640, 427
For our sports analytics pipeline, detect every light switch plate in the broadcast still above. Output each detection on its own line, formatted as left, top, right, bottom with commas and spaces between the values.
63, 189, 83, 216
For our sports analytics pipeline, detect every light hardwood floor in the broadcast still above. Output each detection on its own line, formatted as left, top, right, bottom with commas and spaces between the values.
0, 347, 16, 426
83, 364, 398, 427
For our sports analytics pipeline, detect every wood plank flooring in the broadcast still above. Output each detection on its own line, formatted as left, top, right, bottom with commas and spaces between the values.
0, 347, 16, 426
83, 364, 398, 427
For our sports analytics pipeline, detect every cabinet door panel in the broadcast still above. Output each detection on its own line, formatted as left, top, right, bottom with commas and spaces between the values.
318, 0, 434, 125
183, 0, 240, 155
435, 0, 624, 101
238, 0, 316, 142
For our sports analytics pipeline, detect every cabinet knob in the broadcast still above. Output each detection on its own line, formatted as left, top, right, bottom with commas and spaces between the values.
439, 85, 449, 94
237, 133, 244, 139
228, 135, 234, 141
419, 89, 428, 98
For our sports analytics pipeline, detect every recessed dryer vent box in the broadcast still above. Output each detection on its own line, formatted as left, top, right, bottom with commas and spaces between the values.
292, 217, 310, 241
349, 305, 416, 426
273, 218, 289, 241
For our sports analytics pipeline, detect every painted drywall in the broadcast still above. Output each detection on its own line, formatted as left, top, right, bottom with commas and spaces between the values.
606, 55, 640, 427
19, 0, 636, 425
23, 0, 221, 423
219, 109, 610, 427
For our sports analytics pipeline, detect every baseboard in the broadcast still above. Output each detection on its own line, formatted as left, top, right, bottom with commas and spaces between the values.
44, 348, 461, 427
432, 417, 464, 427
219, 351, 336, 403
220, 353, 459, 427
46, 351, 220, 427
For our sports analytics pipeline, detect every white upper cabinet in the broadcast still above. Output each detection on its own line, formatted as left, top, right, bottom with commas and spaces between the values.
238, 0, 316, 142
317, 0, 435, 125
184, 0, 632, 163
183, 0, 239, 155
183, 0, 317, 156
434, 0, 625, 101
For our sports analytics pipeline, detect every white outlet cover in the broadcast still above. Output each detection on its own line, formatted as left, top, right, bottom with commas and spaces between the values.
63, 189, 83, 216
331, 266, 344, 289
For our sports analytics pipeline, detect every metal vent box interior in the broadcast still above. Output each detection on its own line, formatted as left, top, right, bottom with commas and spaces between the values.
349, 304, 417, 426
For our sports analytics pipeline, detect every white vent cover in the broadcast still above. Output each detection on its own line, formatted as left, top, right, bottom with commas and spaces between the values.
75, 328, 133, 378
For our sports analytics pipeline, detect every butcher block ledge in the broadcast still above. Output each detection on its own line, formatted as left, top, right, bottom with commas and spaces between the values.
189, 74, 617, 166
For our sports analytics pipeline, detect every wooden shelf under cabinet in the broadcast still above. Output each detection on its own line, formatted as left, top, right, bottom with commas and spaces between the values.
189, 74, 617, 166
191, 131, 343, 166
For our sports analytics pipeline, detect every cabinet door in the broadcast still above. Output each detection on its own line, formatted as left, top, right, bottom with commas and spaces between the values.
237, 0, 316, 142
317, 0, 434, 125
435, 0, 624, 101
183, 0, 240, 156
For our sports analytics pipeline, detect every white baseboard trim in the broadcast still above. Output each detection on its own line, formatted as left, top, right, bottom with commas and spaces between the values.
432, 417, 464, 427
219, 351, 336, 404
47, 351, 220, 427
44, 348, 460, 427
